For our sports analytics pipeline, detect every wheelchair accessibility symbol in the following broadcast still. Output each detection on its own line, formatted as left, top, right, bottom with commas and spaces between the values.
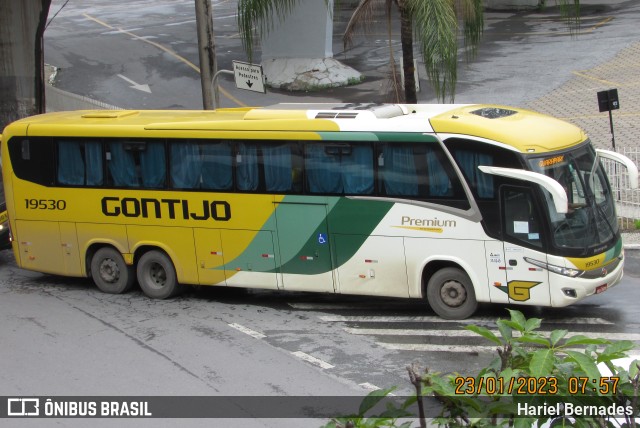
318, 233, 327, 244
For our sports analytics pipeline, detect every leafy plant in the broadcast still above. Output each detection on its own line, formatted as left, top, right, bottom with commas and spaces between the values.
324, 310, 640, 427
321, 387, 414, 428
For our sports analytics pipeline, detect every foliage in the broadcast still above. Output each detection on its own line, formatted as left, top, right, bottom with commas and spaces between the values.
634, 219, 640, 230
324, 310, 640, 427
321, 387, 415, 428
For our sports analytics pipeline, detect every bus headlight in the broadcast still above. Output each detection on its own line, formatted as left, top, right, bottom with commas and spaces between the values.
524, 257, 583, 278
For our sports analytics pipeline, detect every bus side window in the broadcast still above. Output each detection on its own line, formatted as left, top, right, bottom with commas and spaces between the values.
453, 149, 494, 198
236, 143, 259, 191
201, 141, 233, 190
107, 140, 166, 188
380, 144, 419, 196
170, 140, 233, 190
305, 142, 373, 195
8, 137, 55, 187
379, 143, 458, 199
262, 143, 295, 192
57, 140, 103, 186
236, 142, 303, 193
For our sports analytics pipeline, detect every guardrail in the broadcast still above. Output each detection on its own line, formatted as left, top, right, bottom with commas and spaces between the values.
601, 147, 640, 231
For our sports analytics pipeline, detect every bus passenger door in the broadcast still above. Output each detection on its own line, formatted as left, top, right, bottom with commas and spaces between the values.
275, 199, 335, 293
501, 187, 550, 306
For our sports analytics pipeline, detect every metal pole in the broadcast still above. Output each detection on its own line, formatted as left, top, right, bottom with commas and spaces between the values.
211, 70, 234, 109
608, 108, 616, 151
195, 0, 217, 110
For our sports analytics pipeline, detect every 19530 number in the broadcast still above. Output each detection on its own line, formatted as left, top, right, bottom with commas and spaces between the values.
25, 199, 67, 210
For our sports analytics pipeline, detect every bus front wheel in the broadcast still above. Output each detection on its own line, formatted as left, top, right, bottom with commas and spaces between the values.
90, 247, 135, 294
426, 267, 477, 320
137, 250, 179, 299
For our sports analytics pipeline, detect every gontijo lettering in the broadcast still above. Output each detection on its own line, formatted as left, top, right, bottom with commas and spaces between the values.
101, 197, 231, 221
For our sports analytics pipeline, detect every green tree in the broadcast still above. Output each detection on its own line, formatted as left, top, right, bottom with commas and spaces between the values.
237, 0, 580, 103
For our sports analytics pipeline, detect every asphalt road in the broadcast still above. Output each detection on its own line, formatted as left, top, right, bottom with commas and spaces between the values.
1, 246, 639, 427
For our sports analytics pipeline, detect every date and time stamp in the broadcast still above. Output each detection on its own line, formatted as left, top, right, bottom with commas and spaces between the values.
454, 376, 620, 396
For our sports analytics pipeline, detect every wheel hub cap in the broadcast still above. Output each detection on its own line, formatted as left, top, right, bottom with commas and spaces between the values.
100, 259, 119, 283
440, 280, 466, 307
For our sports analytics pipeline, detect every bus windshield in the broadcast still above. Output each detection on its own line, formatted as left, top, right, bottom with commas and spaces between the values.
528, 143, 618, 255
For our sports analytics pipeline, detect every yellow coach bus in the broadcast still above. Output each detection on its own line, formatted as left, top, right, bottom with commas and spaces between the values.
1, 103, 637, 319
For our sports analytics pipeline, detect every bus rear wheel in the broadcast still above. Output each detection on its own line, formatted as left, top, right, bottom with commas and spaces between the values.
426, 267, 477, 320
90, 247, 135, 294
137, 250, 180, 299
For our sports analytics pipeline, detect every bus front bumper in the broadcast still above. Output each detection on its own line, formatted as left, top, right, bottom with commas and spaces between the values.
550, 255, 624, 307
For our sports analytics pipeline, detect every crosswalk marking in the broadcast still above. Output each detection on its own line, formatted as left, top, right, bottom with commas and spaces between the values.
379, 343, 499, 353
319, 315, 614, 325
377, 343, 619, 353
284, 302, 636, 354
343, 327, 640, 342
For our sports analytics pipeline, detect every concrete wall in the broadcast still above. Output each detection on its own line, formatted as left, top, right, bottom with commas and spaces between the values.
261, 0, 333, 60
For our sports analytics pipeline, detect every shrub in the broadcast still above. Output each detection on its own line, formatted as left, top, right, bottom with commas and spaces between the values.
324, 309, 639, 427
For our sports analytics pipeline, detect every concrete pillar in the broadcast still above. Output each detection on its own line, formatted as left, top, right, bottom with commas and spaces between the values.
260, 0, 361, 91
0, 0, 49, 129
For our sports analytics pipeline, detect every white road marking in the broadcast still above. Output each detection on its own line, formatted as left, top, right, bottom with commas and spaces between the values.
359, 382, 381, 391
343, 328, 640, 342
358, 383, 396, 396
164, 20, 196, 26
291, 351, 334, 369
228, 323, 266, 339
377, 343, 616, 353
116, 74, 152, 93
318, 314, 614, 325
378, 343, 498, 353
101, 28, 143, 35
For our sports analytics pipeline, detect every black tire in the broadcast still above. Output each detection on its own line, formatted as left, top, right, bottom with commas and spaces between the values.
137, 250, 179, 299
90, 247, 135, 294
426, 267, 477, 320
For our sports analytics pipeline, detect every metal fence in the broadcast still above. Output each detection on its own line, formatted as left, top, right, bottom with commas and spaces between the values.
601, 147, 640, 231
46, 85, 121, 112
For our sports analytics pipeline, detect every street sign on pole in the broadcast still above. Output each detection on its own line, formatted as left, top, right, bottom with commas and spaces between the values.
232, 61, 266, 94
597, 88, 619, 150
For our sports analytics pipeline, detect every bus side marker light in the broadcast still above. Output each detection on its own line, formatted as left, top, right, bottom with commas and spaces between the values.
493, 282, 502, 287
359, 274, 366, 279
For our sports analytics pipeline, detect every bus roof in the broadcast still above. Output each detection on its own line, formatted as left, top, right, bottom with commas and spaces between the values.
6, 103, 586, 154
